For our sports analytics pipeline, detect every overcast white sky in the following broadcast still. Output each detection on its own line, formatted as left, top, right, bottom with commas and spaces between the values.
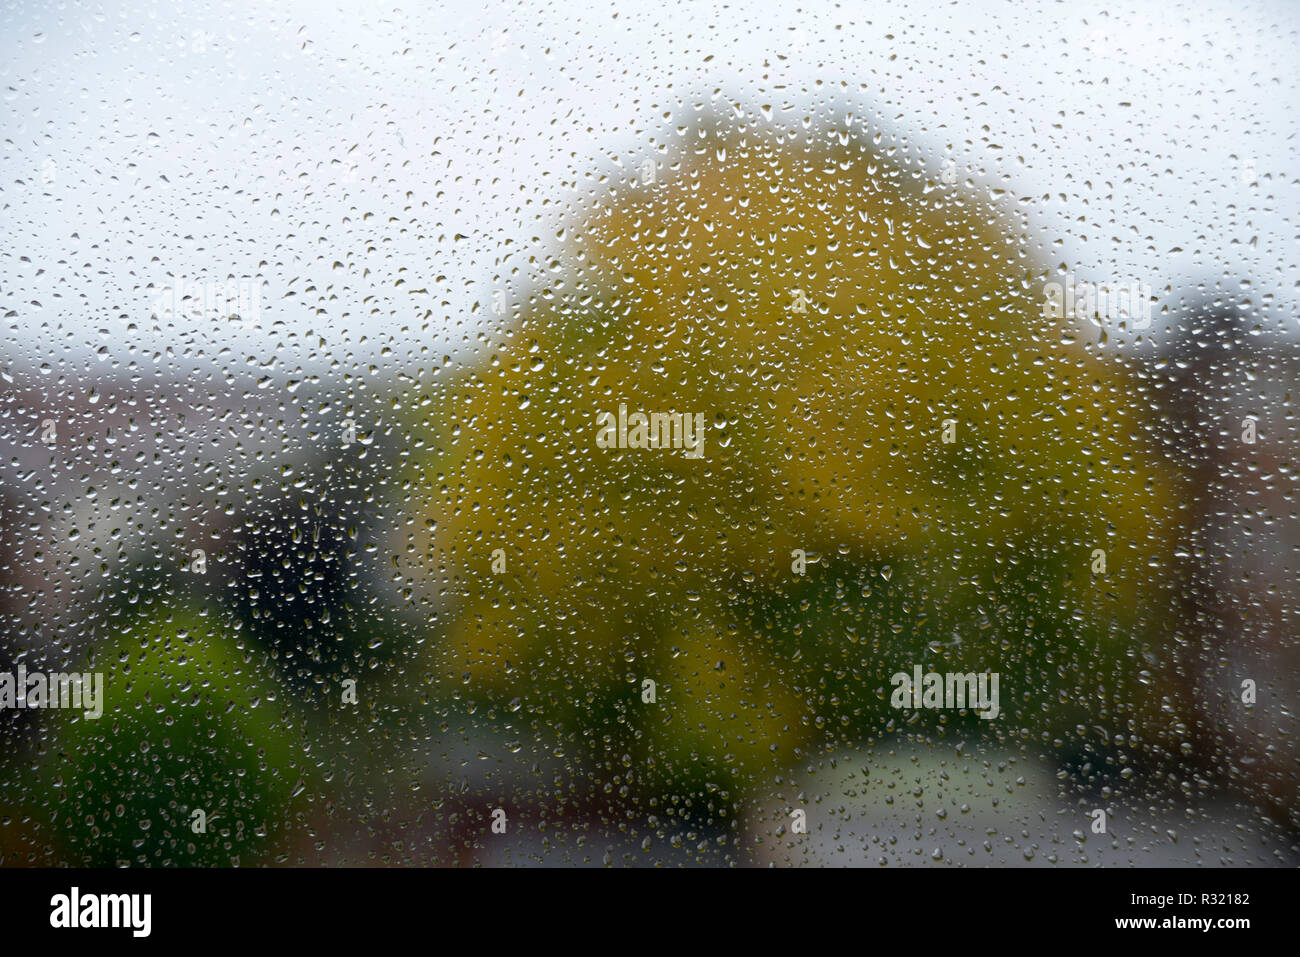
2, 0, 1296, 378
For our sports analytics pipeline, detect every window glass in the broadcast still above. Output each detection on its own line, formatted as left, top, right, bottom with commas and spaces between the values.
1, 0, 1295, 867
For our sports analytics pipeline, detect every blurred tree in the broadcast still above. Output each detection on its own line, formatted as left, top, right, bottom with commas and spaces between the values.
397, 103, 1186, 804
227, 446, 405, 702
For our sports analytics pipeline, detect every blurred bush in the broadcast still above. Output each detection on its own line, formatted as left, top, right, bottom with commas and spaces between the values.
38, 596, 304, 866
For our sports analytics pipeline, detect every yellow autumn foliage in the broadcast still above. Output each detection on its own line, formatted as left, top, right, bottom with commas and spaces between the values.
398, 105, 1184, 781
